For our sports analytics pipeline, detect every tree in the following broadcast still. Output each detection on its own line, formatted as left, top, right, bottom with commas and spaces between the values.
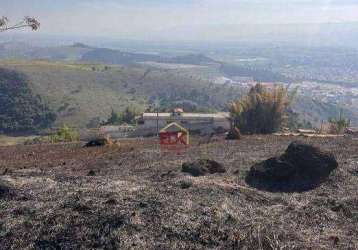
229, 84, 292, 134
121, 106, 138, 124
104, 109, 122, 125
0, 16, 40, 32
328, 110, 350, 134
103, 106, 140, 126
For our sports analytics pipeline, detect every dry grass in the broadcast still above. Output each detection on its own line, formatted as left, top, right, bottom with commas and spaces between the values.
0, 135, 38, 146
0, 135, 357, 249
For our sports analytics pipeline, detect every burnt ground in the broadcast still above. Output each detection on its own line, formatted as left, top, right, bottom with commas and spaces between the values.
0, 135, 357, 249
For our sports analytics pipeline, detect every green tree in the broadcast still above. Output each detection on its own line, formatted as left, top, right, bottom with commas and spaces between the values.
103, 106, 140, 125
104, 109, 121, 125
328, 110, 350, 134
121, 106, 138, 124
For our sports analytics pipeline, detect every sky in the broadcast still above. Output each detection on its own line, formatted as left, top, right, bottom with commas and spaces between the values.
2, 0, 358, 41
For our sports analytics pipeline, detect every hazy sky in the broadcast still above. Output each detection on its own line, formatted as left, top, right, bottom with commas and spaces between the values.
2, 0, 358, 41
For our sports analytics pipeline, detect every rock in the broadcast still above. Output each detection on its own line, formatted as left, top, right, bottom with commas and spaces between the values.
251, 157, 296, 181
1, 168, 9, 175
226, 127, 241, 140
85, 135, 113, 147
246, 141, 338, 192
104, 198, 118, 205
179, 180, 192, 189
0, 180, 11, 198
182, 159, 226, 177
87, 170, 96, 176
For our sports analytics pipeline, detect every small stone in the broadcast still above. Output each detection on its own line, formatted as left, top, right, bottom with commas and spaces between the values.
182, 159, 226, 177
180, 180, 192, 189
87, 170, 96, 176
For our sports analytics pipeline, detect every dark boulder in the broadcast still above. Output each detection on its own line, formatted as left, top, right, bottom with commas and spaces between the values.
85, 136, 112, 147
0, 180, 11, 199
246, 141, 338, 192
182, 159, 226, 177
87, 170, 96, 176
226, 127, 241, 140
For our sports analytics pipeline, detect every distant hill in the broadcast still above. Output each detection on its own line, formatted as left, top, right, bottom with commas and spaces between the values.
219, 63, 291, 83
80, 48, 161, 65
0, 42, 218, 67
71, 43, 93, 49
160, 54, 217, 65
81, 49, 216, 66
0, 42, 92, 61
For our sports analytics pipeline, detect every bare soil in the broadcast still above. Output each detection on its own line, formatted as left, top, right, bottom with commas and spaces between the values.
0, 136, 357, 249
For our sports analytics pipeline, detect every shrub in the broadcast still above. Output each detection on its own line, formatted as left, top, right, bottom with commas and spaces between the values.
48, 125, 80, 143
229, 84, 291, 134
103, 106, 141, 125
328, 110, 350, 134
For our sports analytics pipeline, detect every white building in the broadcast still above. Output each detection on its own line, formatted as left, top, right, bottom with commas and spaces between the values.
133, 110, 231, 136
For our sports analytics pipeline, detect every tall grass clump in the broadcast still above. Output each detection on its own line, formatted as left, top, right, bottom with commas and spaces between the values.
229, 84, 292, 134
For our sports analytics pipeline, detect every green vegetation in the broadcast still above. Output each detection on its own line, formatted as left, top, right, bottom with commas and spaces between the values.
328, 111, 350, 134
48, 125, 80, 143
25, 124, 80, 144
0, 67, 56, 134
229, 84, 291, 134
103, 106, 142, 125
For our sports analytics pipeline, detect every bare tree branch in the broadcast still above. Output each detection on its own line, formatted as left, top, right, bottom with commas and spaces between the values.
0, 16, 40, 32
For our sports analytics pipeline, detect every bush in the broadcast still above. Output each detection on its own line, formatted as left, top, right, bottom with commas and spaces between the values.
48, 125, 80, 143
103, 106, 141, 125
229, 84, 291, 134
24, 125, 80, 145
328, 110, 350, 134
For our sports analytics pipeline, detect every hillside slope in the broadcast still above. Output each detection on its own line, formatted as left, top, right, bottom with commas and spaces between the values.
0, 68, 55, 134
0, 59, 354, 131
0, 60, 242, 128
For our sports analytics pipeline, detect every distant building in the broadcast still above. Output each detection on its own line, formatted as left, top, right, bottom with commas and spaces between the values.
133, 110, 230, 136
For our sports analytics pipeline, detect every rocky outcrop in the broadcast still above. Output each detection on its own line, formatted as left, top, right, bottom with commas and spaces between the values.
246, 141, 338, 192
182, 159, 226, 177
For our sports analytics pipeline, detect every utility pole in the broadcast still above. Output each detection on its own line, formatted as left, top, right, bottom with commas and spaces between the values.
155, 98, 160, 137
157, 108, 159, 137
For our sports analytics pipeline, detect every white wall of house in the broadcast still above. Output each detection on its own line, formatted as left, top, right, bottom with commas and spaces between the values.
133, 113, 230, 136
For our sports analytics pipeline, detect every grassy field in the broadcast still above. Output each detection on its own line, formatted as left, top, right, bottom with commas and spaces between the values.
0, 135, 357, 249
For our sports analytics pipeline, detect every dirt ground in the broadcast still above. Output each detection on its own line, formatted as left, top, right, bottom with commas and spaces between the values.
0, 135, 357, 249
